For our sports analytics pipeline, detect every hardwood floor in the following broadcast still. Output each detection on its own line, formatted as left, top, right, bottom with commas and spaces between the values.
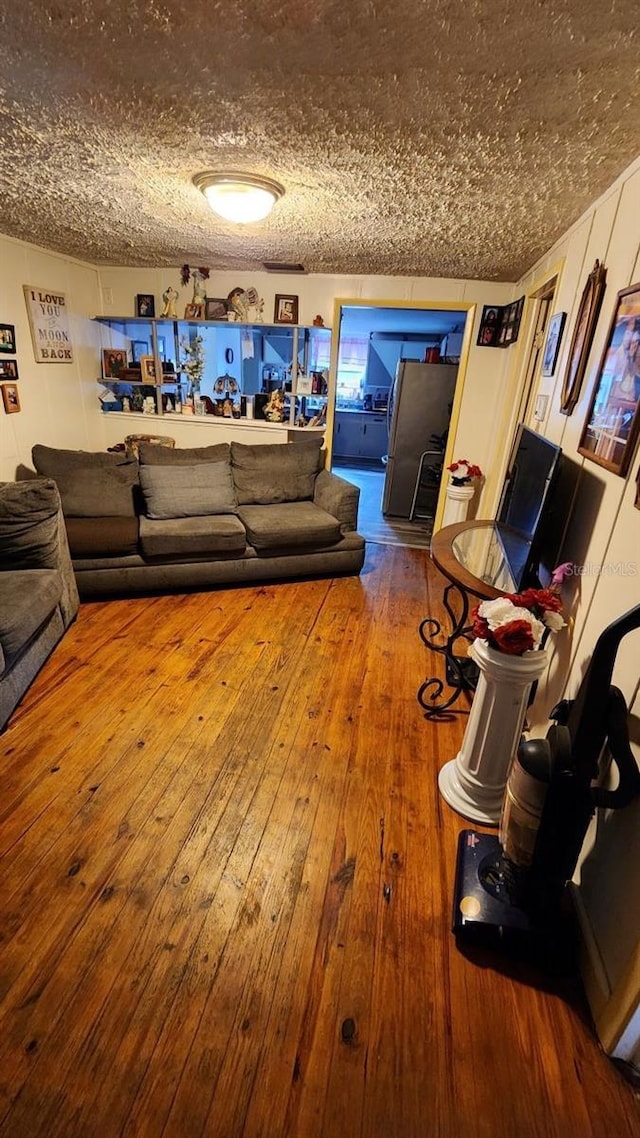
0, 545, 637, 1137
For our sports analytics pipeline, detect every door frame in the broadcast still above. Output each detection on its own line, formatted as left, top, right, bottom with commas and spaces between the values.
327, 297, 477, 531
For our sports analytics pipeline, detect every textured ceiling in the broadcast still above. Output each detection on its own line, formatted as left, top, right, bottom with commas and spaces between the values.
0, 1, 639, 282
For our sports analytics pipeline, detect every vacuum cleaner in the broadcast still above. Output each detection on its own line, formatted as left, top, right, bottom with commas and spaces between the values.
452, 604, 640, 967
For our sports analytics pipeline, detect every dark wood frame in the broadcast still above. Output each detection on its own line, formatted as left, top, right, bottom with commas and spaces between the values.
102, 348, 128, 378
578, 280, 640, 476
1, 382, 20, 413
135, 293, 155, 318
541, 311, 566, 377
560, 259, 607, 414
0, 359, 18, 379
0, 323, 16, 353
274, 294, 299, 325
205, 298, 228, 320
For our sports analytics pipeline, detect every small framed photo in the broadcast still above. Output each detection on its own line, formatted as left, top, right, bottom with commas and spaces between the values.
541, 312, 567, 377
274, 294, 298, 324
102, 348, 128, 377
579, 280, 640, 476
0, 359, 18, 379
1, 382, 20, 413
131, 339, 150, 364
184, 304, 200, 320
205, 297, 228, 320
139, 355, 158, 382
0, 323, 16, 353
135, 294, 155, 318
477, 306, 500, 347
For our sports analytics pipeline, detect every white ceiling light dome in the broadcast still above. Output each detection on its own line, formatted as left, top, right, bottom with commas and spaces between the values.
193, 171, 285, 224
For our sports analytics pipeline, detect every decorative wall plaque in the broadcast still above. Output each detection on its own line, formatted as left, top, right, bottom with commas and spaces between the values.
23, 285, 74, 363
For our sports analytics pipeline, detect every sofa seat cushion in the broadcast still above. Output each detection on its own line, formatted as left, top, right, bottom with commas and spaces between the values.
139, 515, 247, 559
65, 516, 140, 558
139, 462, 237, 519
236, 502, 341, 551
0, 569, 62, 668
231, 438, 324, 505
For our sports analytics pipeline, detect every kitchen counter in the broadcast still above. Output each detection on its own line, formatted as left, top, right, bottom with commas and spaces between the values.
336, 406, 388, 414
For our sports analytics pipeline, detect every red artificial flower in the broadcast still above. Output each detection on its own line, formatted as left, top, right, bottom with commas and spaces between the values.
532, 588, 563, 613
181, 264, 191, 286
471, 605, 490, 640
491, 620, 536, 655
198, 267, 210, 279
508, 587, 562, 615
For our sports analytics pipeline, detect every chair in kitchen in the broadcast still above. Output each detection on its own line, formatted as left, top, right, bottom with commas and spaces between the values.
409, 449, 444, 524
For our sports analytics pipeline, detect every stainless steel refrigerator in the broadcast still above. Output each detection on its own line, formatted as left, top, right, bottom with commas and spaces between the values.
382, 361, 457, 517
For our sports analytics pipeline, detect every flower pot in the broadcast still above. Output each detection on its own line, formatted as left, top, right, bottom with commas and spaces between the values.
438, 639, 549, 825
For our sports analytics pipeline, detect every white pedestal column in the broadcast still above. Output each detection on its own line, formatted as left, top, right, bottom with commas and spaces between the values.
441, 482, 475, 528
438, 639, 549, 825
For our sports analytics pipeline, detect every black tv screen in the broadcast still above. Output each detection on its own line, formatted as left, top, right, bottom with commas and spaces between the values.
496, 425, 563, 588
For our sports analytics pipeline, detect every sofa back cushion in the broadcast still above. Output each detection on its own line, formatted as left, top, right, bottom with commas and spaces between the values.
230, 438, 324, 505
0, 479, 61, 569
32, 445, 139, 517
139, 463, 237, 519
138, 442, 231, 466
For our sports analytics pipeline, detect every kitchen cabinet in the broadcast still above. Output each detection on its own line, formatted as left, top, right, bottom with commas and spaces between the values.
333, 411, 388, 460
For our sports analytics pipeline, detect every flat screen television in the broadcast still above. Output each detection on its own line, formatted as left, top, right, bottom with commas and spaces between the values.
496, 425, 564, 589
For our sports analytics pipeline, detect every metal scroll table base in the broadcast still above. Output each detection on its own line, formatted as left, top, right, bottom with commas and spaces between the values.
417, 580, 479, 717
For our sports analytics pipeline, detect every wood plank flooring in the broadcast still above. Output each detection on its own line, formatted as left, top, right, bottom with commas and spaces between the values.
0, 544, 638, 1137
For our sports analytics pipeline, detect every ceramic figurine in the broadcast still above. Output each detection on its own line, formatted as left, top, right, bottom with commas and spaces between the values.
161, 286, 179, 318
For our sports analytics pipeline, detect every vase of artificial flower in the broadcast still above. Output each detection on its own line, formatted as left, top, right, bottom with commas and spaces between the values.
442, 459, 483, 527
180, 335, 205, 399
438, 588, 565, 825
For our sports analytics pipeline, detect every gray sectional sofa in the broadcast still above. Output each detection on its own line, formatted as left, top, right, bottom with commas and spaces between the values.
0, 478, 80, 731
32, 436, 365, 598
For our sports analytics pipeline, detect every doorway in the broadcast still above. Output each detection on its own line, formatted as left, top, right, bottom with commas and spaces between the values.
329, 301, 470, 547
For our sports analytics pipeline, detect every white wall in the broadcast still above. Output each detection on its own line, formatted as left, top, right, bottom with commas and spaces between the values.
97, 266, 513, 488
509, 155, 640, 1034
1, 245, 514, 482
0, 235, 103, 479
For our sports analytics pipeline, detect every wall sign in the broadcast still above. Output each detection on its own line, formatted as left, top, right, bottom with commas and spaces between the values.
23, 285, 74, 363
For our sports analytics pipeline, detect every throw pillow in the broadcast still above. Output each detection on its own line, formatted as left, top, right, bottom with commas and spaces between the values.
0, 479, 60, 569
230, 438, 324, 505
139, 462, 237, 519
33, 444, 137, 474
47, 465, 139, 517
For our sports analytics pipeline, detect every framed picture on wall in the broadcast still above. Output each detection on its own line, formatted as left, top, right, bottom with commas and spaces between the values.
541, 311, 567, 377
477, 306, 500, 346
578, 280, 640, 476
0, 359, 18, 379
560, 260, 607, 415
1, 383, 20, 413
274, 294, 298, 324
0, 324, 16, 353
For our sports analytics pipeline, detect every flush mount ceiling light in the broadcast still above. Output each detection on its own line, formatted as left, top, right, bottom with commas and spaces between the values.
193, 171, 284, 224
